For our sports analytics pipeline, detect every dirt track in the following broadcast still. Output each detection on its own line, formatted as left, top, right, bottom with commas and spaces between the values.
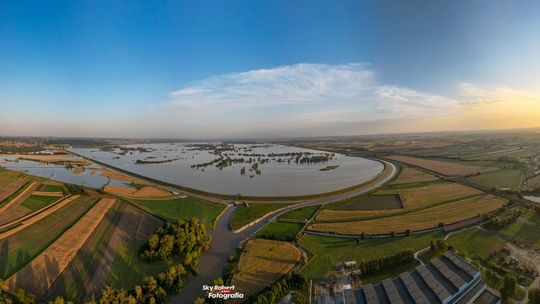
4, 197, 115, 297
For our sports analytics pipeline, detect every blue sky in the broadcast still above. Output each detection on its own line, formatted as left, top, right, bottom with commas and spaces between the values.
1, 0, 539, 138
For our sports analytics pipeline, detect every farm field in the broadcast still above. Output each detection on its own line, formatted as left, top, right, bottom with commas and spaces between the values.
278, 205, 320, 222
0, 170, 31, 206
309, 195, 505, 235
500, 208, 540, 249
4, 198, 115, 297
37, 183, 64, 193
129, 196, 224, 227
21, 194, 62, 211
447, 227, 507, 259
467, 168, 522, 190
377, 182, 481, 209
47, 200, 164, 299
391, 167, 439, 184
0, 195, 98, 279
229, 202, 292, 231
387, 155, 496, 176
299, 231, 442, 281
323, 194, 402, 211
232, 239, 300, 297
104, 184, 172, 198
256, 222, 304, 241
316, 182, 482, 222
0, 182, 40, 225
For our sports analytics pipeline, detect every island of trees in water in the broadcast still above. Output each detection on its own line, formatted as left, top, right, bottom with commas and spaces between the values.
100, 143, 337, 177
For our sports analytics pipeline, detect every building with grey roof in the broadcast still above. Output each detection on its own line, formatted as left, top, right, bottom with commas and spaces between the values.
312, 251, 500, 304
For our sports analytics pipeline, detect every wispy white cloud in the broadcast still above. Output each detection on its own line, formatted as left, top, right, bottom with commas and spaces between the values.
3, 63, 539, 138
133, 63, 540, 138
152, 63, 460, 122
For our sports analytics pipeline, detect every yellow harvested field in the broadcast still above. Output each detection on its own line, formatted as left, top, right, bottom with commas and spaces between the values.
232, 239, 300, 297
104, 184, 171, 198
0, 195, 79, 239
91, 168, 147, 184
388, 155, 491, 176
310, 195, 506, 235
4, 197, 115, 297
130, 186, 172, 197
32, 191, 63, 196
103, 184, 136, 196
392, 167, 439, 184
378, 182, 481, 209
317, 182, 481, 222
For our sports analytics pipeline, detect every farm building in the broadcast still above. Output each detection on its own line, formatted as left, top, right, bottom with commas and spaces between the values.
313, 251, 500, 304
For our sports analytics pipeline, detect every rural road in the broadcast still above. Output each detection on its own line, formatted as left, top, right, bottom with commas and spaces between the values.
170, 160, 397, 303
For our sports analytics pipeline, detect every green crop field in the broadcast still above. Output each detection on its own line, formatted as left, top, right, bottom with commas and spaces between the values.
0, 195, 97, 278
278, 205, 320, 222
21, 194, 61, 211
39, 184, 65, 192
467, 168, 522, 190
299, 231, 442, 281
447, 227, 507, 259
256, 222, 304, 241
324, 194, 403, 211
129, 196, 225, 227
230, 202, 292, 230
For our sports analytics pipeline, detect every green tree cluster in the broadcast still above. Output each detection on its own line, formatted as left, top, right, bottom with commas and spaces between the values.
139, 219, 211, 266
430, 239, 448, 252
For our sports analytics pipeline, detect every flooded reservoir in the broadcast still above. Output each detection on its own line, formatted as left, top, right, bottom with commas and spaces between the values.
69, 143, 384, 196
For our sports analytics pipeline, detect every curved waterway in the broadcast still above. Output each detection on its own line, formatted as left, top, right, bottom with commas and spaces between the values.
70, 143, 384, 196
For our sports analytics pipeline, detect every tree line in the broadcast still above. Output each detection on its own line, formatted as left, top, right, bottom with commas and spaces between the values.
358, 250, 414, 276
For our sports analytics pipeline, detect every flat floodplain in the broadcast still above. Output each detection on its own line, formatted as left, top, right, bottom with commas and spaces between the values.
70, 143, 384, 196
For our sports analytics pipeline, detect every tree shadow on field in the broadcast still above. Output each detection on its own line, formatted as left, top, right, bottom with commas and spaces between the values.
16, 250, 30, 270
0, 240, 9, 278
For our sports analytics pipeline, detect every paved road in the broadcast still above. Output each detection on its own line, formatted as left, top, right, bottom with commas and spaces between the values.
169, 161, 397, 303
